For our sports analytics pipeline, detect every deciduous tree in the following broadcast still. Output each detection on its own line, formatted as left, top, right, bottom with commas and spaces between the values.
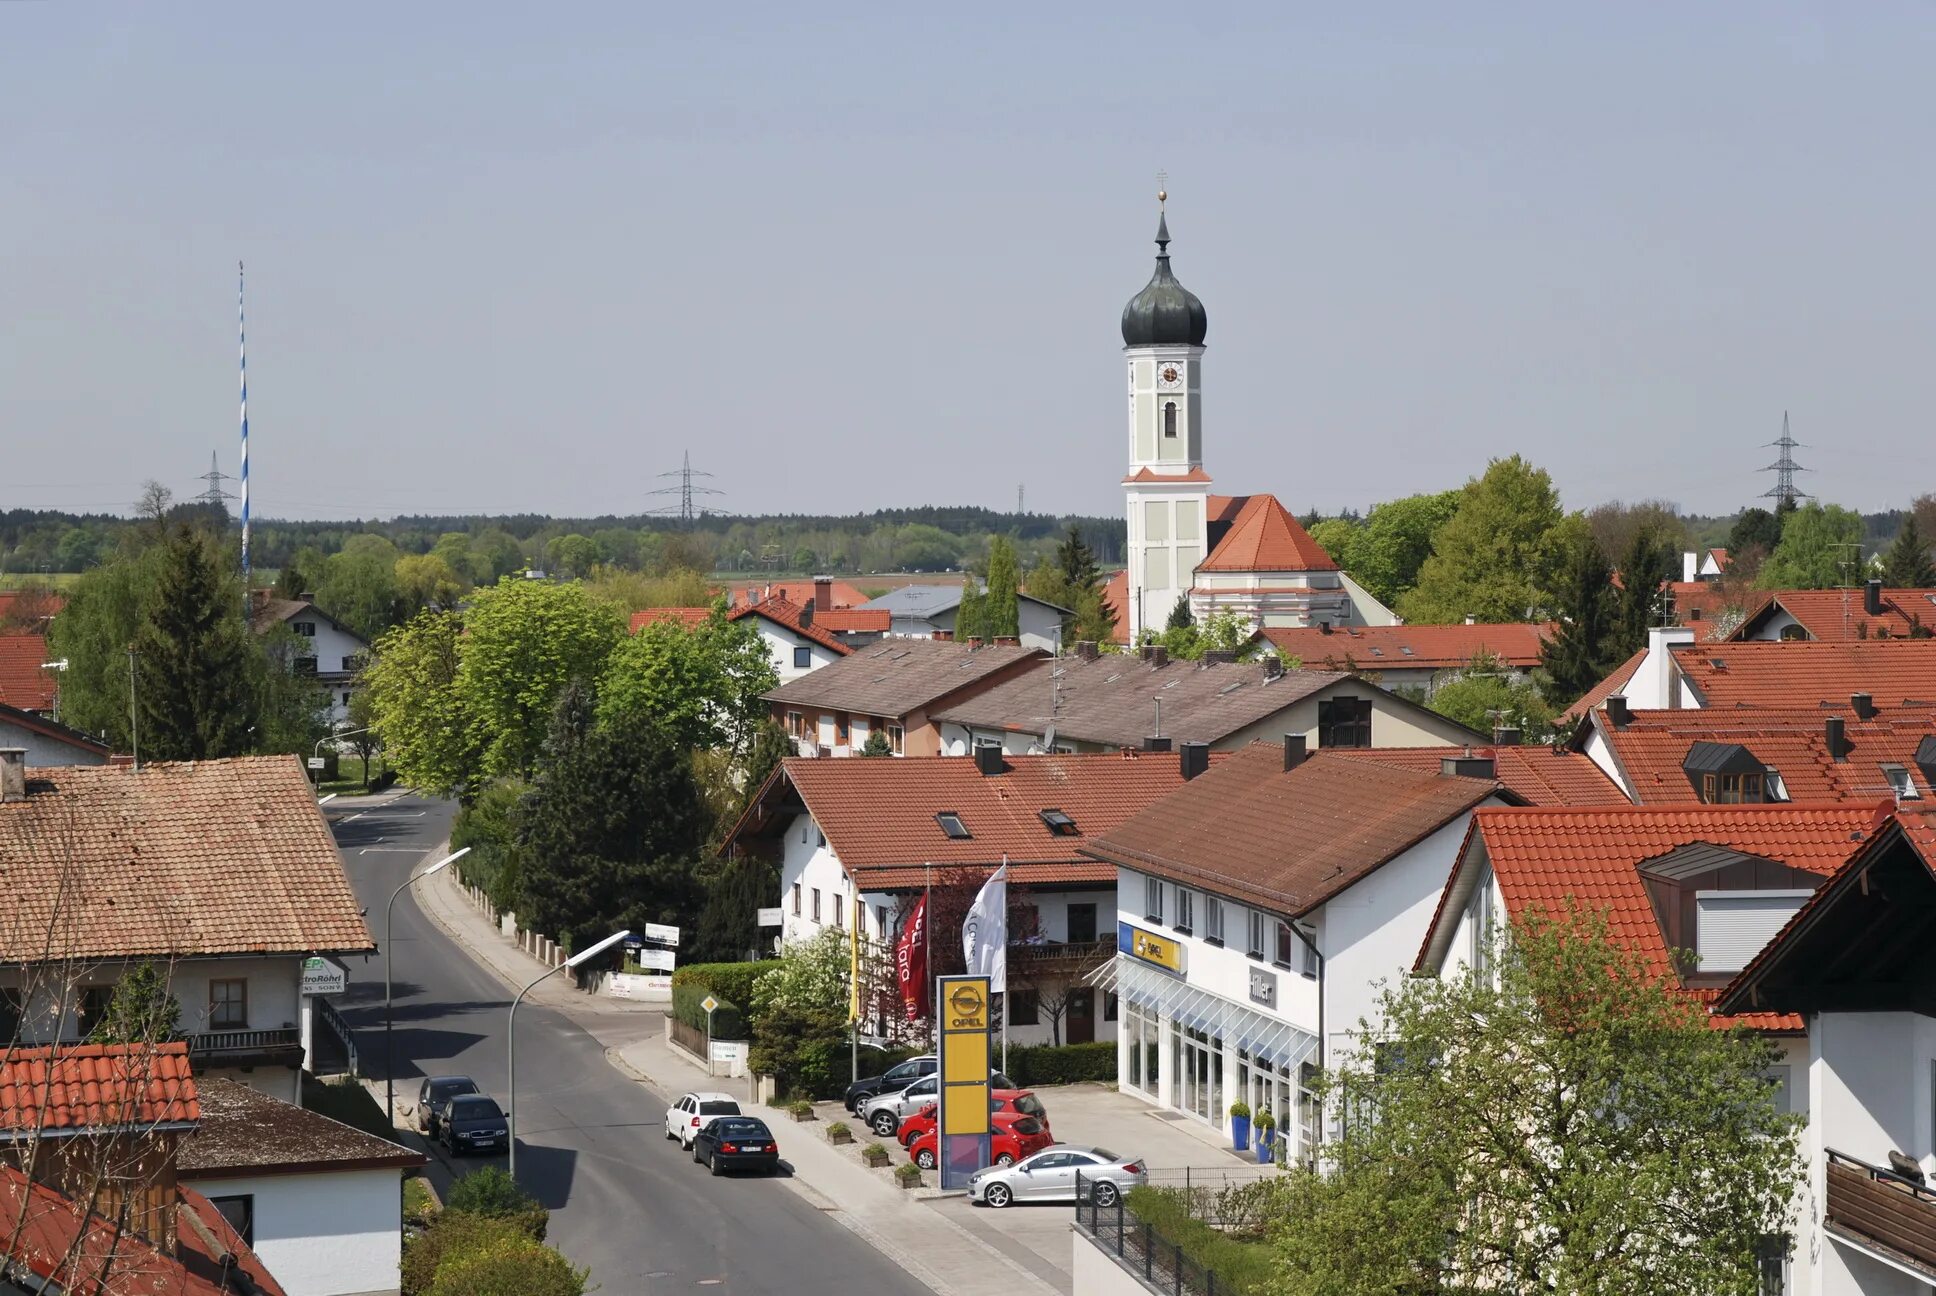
364, 609, 476, 796
318, 534, 405, 638
1347, 490, 1461, 607
459, 578, 625, 781
1398, 458, 1573, 623
1758, 502, 1866, 589
1426, 656, 1554, 739
597, 602, 776, 756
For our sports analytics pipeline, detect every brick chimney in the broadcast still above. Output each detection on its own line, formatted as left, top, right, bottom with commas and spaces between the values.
1075, 641, 1100, 661
0, 749, 24, 803
1263, 654, 1284, 680
815, 575, 834, 610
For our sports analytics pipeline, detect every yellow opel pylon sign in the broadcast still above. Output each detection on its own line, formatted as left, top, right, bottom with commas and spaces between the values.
937, 974, 992, 1184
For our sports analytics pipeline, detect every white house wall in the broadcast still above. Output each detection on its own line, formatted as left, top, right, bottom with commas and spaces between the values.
776, 814, 849, 947
179, 1168, 406, 1296
0, 718, 107, 766
758, 624, 843, 684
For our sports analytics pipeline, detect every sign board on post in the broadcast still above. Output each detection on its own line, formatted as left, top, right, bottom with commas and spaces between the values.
299, 956, 347, 997
633, 947, 676, 973
756, 907, 784, 929
642, 922, 681, 947
936, 974, 992, 1191
700, 994, 720, 1015
305, 757, 326, 771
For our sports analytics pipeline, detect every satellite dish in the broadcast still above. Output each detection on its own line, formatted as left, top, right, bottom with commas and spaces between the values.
1042, 725, 1057, 751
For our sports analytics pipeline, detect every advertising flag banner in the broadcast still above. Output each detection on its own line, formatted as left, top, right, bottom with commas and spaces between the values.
962, 863, 1008, 994
896, 894, 930, 1021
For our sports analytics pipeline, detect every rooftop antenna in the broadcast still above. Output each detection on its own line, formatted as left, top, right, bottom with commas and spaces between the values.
646, 450, 727, 526
196, 450, 238, 510
1760, 410, 1813, 507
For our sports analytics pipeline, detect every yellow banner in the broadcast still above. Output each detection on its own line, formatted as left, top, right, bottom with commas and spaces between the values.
849, 908, 861, 1022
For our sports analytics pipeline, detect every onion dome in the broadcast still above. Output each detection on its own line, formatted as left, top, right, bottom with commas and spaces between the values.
1120, 208, 1207, 348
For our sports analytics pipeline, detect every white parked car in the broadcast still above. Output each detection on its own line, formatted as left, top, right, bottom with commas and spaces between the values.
665, 1091, 742, 1149
967, 1145, 1147, 1209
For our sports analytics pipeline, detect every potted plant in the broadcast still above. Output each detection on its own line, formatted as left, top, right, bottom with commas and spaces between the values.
1227, 1100, 1252, 1152
861, 1142, 892, 1168
894, 1162, 923, 1190
1253, 1109, 1277, 1165
826, 1121, 853, 1146
789, 1099, 816, 1123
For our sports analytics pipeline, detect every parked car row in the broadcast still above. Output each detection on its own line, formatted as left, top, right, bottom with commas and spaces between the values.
663, 1091, 781, 1176
417, 1074, 510, 1155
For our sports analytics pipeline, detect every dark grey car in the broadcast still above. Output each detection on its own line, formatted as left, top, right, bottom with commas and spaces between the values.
441, 1094, 509, 1155
418, 1075, 479, 1136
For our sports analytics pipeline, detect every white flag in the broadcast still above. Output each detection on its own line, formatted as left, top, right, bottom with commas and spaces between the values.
962, 863, 1008, 993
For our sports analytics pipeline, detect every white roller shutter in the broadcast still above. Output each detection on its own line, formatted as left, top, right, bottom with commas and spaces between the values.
1695, 891, 1813, 974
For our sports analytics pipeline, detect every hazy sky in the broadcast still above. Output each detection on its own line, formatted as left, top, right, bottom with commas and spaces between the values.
4, 4, 1932, 524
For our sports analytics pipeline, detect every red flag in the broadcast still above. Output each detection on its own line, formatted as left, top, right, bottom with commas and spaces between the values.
897, 894, 930, 1021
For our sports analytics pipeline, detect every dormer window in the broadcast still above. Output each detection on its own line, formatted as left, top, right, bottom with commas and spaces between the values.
1683, 742, 1768, 803
1638, 841, 1821, 984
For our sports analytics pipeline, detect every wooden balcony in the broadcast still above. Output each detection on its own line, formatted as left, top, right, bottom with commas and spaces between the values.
1826, 1150, 1936, 1281
186, 1027, 304, 1068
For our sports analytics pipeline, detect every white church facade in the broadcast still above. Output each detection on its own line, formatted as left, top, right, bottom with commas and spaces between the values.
1116, 195, 1388, 642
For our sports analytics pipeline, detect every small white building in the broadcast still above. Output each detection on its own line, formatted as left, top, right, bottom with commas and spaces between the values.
860, 584, 1071, 656
0, 703, 112, 766
1082, 744, 1514, 1159
251, 593, 372, 729
179, 1078, 425, 1296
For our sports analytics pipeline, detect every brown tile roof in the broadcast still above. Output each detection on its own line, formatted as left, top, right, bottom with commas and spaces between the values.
1733, 587, 1936, 642
0, 756, 375, 962
933, 654, 1351, 749
1585, 705, 1936, 804
730, 578, 871, 610
0, 1042, 199, 1134
1673, 639, 1936, 709
1420, 803, 1883, 1031
1084, 745, 1505, 915
1099, 571, 1130, 645
1198, 494, 1339, 573
812, 607, 892, 634
0, 589, 63, 632
247, 594, 367, 646
0, 633, 59, 712
0, 1167, 287, 1296
764, 639, 1044, 720
178, 1078, 422, 1178
1559, 647, 1647, 723
731, 596, 852, 655
747, 750, 1212, 890
1259, 622, 1553, 671
1331, 745, 1626, 806
630, 607, 713, 632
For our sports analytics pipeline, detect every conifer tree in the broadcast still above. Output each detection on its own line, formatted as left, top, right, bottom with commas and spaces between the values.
1057, 525, 1101, 593
133, 524, 257, 760
1540, 535, 1617, 707
1883, 514, 1936, 589
982, 536, 1020, 639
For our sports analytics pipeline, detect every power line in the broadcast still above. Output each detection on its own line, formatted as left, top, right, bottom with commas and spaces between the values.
1760, 410, 1814, 506
645, 450, 727, 525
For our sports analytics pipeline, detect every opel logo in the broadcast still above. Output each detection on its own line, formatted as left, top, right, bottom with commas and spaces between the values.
950, 984, 984, 1019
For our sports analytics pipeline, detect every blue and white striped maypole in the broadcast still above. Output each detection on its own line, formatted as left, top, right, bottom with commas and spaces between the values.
238, 261, 251, 590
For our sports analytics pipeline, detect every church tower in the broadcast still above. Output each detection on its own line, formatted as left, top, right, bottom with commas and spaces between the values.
1120, 189, 1210, 641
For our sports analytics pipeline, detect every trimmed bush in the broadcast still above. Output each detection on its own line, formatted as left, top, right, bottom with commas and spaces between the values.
1004, 1041, 1116, 1087
1125, 1186, 1280, 1295
672, 982, 744, 1039
444, 1167, 548, 1241
428, 1232, 587, 1296
402, 1176, 437, 1228
401, 1213, 525, 1296
671, 960, 782, 1028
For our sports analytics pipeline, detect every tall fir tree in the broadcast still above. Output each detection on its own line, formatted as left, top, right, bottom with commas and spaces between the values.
954, 580, 986, 642
982, 536, 1021, 639
1611, 528, 1676, 660
1882, 514, 1936, 588
133, 524, 258, 760
1165, 594, 1194, 631
1540, 535, 1617, 707
1056, 525, 1101, 593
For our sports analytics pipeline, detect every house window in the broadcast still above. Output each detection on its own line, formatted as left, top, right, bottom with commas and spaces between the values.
0, 989, 21, 1042
1039, 808, 1078, 836
886, 724, 905, 755
1756, 1236, 1790, 1296
836, 716, 850, 744
1247, 911, 1266, 959
1067, 902, 1098, 943
1174, 888, 1195, 934
1317, 697, 1372, 748
1701, 772, 1765, 804
293, 657, 319, 677
1884, 764, 1919, 799
811, 889, 822, 922
876, 905, 889, 940
1163, 401, 1177, 438
1104, 992, 1118, 1022
936, 812, 971, 840
792, 883, 802, 916
341, 691, 353, 709
1274, 920, 1295, 968
292, 621, 316, 638
793, 646, 812, 669
1144, 876, 1164, 924
1007, 988, 1040, 1026
832, 894, 844, 929
75, 987, 113, 1040
210, 1195, 255, 1247
1294, 924, 1319, 978
786, 711, 804, 738
1298, 1064, 1321, 1165
209, 979, 248, 1030
1205, 898, 1225, 944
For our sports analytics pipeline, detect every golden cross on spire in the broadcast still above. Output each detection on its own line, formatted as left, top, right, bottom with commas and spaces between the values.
1156, 171, 1168, 206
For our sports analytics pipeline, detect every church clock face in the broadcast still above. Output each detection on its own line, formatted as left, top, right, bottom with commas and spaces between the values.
1156, 363, 1183, 391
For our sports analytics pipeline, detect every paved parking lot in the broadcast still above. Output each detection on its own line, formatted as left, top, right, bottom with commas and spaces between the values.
922, 1084, 1276, 1293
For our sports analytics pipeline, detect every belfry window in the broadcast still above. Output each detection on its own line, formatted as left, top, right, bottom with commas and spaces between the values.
1163, 401, 1177, 438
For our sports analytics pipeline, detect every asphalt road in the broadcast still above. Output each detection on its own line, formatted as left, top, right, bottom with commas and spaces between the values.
329, 790, 930, 1296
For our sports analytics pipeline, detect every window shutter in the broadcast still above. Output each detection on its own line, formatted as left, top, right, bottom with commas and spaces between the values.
1695, 892, 1812, 973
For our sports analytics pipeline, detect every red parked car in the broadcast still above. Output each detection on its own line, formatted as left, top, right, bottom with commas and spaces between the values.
906, 1117, 1052, 1170
896, 1090, 1052, 1147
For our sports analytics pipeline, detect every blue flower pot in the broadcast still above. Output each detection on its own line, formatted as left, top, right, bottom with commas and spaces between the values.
1256, 1131, 1274, 1164
1230, 1115, 1250, 1152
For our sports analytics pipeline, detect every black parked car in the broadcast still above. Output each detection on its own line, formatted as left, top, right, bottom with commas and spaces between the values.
843, 1055, 937, 1112
418, 1075, 480, 1136
692, 1116, 780, 1176
441, 1094, 510, 1155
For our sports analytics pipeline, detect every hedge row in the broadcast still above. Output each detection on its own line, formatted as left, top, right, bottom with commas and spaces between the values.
1003, 1040, 1116, 1087
671, 961, 781, 1020
671, 982, 744, 1040
1124, 1185, 1280, 1295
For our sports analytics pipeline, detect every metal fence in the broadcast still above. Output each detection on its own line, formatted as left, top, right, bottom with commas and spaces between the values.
1074, 1172, 1232, 1296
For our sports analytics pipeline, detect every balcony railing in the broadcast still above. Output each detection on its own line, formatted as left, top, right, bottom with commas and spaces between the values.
1011, 938, 1116, 966
1826, 1149, 1936, 1278
187, 1027, 302, 1058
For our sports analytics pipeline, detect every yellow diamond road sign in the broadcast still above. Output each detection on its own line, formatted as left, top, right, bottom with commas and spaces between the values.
702, 995, 720, 1014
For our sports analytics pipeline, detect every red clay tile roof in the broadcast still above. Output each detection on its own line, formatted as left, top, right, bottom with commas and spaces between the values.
1122, 467, 1214, 484
1666, 581, 1760, 632
1207, 496, 1247, 525
1420, 803, 1882, 1030
630, 607, 713, 632
178, 1078, 423, 1178
1672, 639, 1936, 709
1099, 571, 1130, 645
0, 1042, 199, 1134
0, 756, 375, 962
0, 1168, 287, 1296
730, 579, 870, 610
731, 596, 852, 655
1085, 745, 1506, 915
1198, 494, 1339, 573
0, 589, 63, 631
0, 633, 59, 712
1559, 647, 1647, 724
749, 750, 1214, 889
933, 655, 1350, 749
764, 639, 1044, 719
812, 608, 892, 634
1732, 588, 1936, 643
1587, 706, 1936, 804
1331, 745, 1626, 807
1259, 622, 1553, 671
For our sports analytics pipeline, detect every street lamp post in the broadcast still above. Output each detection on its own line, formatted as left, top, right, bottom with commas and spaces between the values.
508, 929, 631, 1181
384, 847, 471, 1126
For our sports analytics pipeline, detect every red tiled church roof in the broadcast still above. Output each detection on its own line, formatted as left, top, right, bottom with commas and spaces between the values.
1198, 494, 1338, 574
